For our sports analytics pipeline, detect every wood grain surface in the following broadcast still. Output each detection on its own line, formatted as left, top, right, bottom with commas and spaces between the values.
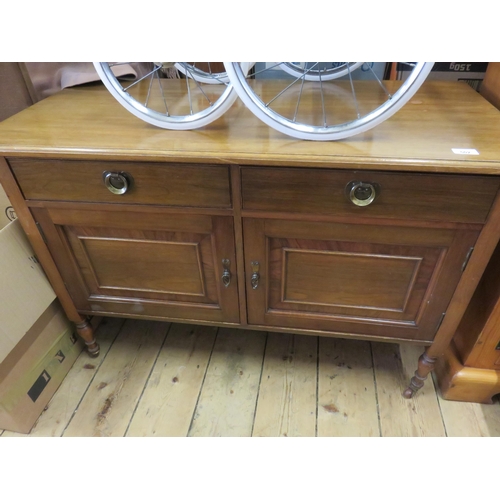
1, 81, 500, 173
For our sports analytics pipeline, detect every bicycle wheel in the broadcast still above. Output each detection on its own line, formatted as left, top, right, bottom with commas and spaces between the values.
278, 62, 364, 81
224, 62, 434, 141
93, 62, 237, 130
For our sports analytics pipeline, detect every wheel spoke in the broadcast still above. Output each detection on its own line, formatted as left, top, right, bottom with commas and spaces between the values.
292, 72, 307, 123
264, 62, 320, 107
366, 63, 392, 99
180, 63, 214, 107
346, 62, 361, 119
123, 65, 161, 92
317, 68, 327, 127
252, 62, 284, 77
145, 69, 155, 107
155, 69, 169, 116
185, 67, 194, 115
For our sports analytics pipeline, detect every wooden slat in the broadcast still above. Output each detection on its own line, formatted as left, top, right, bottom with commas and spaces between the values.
373, 343, 445, 437
1, 318, 124, 437
126, 323, 217, 437
317, 337, 379, 437
188, 328, 266, 437
252, 333, 317, 437
63, 320, 168, 437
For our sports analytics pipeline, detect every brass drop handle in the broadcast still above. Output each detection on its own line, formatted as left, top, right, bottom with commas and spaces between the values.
222, 259, 231, 287
347, 181, 377, 207
251, 261, 260, 290
103, 171, 132, 195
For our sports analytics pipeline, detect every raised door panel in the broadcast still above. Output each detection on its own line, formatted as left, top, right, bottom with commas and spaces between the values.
244, 218, 480, 342
66, 226, 217, 304
32, 206, 239, 324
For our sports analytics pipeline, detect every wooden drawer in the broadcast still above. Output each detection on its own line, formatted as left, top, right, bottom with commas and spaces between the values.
241, 167, 500, 224
9, 158, 232, 208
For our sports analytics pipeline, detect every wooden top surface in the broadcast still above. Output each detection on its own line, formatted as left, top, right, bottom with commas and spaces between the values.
1, 80, 500, 174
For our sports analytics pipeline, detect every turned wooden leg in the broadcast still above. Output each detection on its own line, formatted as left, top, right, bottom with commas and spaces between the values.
403, 349, 437, 399
76, 319, 100, 357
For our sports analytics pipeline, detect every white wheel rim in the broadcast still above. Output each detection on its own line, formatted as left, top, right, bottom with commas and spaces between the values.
224, 62, 434, 141
94, 62, 237, 130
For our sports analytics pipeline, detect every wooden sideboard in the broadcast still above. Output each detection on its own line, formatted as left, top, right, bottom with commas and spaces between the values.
2, 80, 500, 399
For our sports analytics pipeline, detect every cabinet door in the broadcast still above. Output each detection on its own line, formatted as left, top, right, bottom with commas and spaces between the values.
32, 206, 239, 324
244, 218, 480, 342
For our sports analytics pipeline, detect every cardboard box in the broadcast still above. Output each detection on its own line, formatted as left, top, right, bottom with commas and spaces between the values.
0, 65, 82, 433
0, 218, 56, 363
399, 62, 489, 91
0, 300, 83, 433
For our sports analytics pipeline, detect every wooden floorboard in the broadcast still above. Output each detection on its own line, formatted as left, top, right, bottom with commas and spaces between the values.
317, 337, 380, 437
433, 373, 500, 437
1, 319, 500, 437
63, 320, 169, 437
373, 343, 446, 437
188, 328, 267, 437
126, 323, 217, 437
252, 333, 317, 437
480, 399, 500, 436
